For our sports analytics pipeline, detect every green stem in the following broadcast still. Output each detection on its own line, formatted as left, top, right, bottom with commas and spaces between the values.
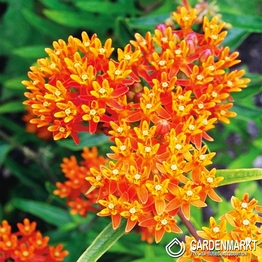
77, 219, 126, 262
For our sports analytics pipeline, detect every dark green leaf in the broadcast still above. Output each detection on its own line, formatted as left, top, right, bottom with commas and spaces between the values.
115, 17, 135, 46
12, 45, 47, 59
0, 143, 12, 167
56, 132, 111, 151
43, 9, 114, 36
22, 8, 69, 39
13, 198, 72, 227
0, 101, 25, 114
128, 14, 169, 30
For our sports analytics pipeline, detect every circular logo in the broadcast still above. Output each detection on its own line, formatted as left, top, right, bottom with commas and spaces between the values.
166, 238, 186, 258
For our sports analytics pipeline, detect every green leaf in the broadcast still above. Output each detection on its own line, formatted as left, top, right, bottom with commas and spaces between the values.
132, 258, 173, 262
76, 220, 125, 262
232, 103, 262, 120
0, 101, 25, 114
0, 143, 12, 167
3, 76, 26, 90
75, 1, 127, 15
128, 13, 170, 30
22, 8, 68, 39
217, 168, 262, 186
56, 132, 111, 151
13, 198, 72, 227
222, 28, 249, 50
221, 12, 262, 32
115, 17, 135, 46
12, 45, 47, 59
43, 9, 114, 36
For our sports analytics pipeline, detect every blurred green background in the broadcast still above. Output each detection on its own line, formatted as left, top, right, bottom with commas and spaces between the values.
0, 0, 261, 261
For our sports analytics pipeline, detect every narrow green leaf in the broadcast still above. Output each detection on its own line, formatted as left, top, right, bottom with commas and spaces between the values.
12, 45, 47, 58
222, 28, 249, 50
75, 1, 126, 15
217, 168, 262, 186
221, 12, 262, 32
115, 17, 135, 46
77, 220, 125, 262
56, 132, 111, 151
22, 8, 68, 39
232, 103, 262, 120
128, 14, 170, 30
4, 76, 26, 90
0, 101, 25, 114
43, 9, 114, 34
0, 143, 12, 167
13, 198, 72, 227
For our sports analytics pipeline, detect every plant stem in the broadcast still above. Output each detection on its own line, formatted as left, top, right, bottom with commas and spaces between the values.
178, 209, 202, 241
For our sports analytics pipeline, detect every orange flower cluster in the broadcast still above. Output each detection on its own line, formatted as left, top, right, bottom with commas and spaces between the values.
178, 193, 262, 262
53, 147, 107, 217
23, 3, 249, 243
0, 218, 68, 262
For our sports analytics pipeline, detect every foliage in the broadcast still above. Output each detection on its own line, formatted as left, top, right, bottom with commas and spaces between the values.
0, 0, 261, 261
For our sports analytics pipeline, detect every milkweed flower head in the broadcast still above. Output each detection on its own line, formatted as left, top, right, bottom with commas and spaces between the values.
178, 193, 262, 262
0, 218, 68, 261
23, 1, 250, 243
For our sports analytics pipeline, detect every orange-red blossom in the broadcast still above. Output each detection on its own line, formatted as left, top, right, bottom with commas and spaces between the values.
23, 2, 250, 244
0, 218, 68, 261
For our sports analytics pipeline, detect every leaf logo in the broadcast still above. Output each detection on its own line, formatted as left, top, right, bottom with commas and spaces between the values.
166, 238, 186, 258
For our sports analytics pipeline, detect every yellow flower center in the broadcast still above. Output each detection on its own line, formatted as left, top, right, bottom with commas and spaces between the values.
124, 54, 131, 60
81, 74, 88, 80
162, 82, 168, 88
199, 155, 206, 161
155, 184, 162, 191
36, 240, 42, 246
117, 127, 123, 133
161, 219, 168, 225
197, 74, 203, 81
99, 88, 106, 94
175, 144, 182, 150
241, 202, 248, 209
146, 103, 152, 109
129, 207, 136, 214
54, 90, 61, 96
108, 203, 115, 209
145, 146, 151, 153
59, 127, 65, 133
120, 145, 126, 151
112, 169, 119, 175
134, 174, 141, 180
179, 105, 185, 111
65, 108, 71, 115
96, 175, 102, 181
212, 91, 218, 98
207, 177, 213, 183
22, 251, 29, 257
189, 124, 195, 131
159, 60, 166, 66
175, 49, 182, 55
99, 48, 105, 54
90, 109, 97, 116
242, 219, 249, 226
171, 164, 177, 171
115, 69, 122, 76
186, 190, 193, 197
213, 227, 220, 233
